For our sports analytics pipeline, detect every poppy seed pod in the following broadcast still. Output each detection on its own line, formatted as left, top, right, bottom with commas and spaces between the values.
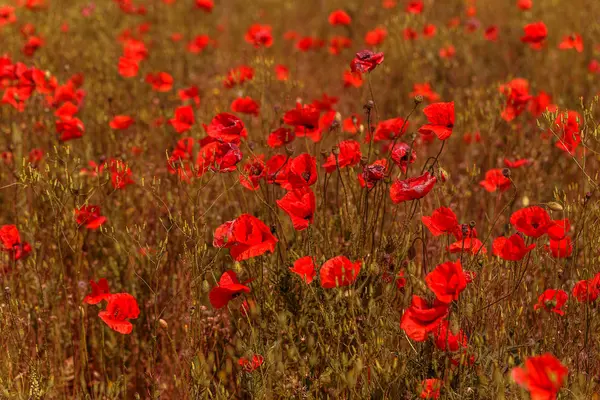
414, 94, 424, 104
502, 168, 511, 178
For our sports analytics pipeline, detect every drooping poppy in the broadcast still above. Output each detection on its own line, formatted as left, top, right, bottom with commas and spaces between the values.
98, 293, 140, 334
290, 256, 316, 284
209, 270, 251, 309
534, 289, 568, 316
390, 172, 437, 203
83, 278, 111, 304
213, 214, 278, 261
400, 295, 449, 341
276, 187, 316, 231
75, 205, 107, 230
492, 234, 536, 261
319, 256, 362, 288
425, 260, 467, 304
512, 354, 568, 400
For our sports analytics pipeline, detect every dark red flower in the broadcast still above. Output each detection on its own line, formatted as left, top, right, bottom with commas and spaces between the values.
98, 293, 140, 334
511, 354, 568, 400
499, 78, 531, 122
267, 127, 295, 148
319, 256, 362, 288
390, 172, 437, 203
390, 142, 417, 173
245, 24, 273, 48
195, 0, 213, 12
358, 159, 387, 188
322, 140, 362, 173
276, 187, 316, 231
209, 270, 251, 309
108, 159, 134, 189
492, 234, 535, 261
534, 289, 568, 316
343, 69, 364, 88
83, 278, 111, 305
400, 295, 449, 341
418, 102, 455, 141
479, 169, 511, 192
56, 115, 85, 141
406, 0, 423, 14
422, 207, 461, 239
528, 91, 557, 118
239, 156, 266, 191
552, 110, 581, 155
204, 112, 247, 143
223, 65, 254, 89
425, 260, 467, 303
213, 214, 278, 261
178, 86, 201, 106
75, 205, 107, 230
484, 25, 499, 41
290, 256, 316, 284
350, 50, 384, 73
328, 9, 351, 25
265, 154, 290, 186
510, 206, 551, 238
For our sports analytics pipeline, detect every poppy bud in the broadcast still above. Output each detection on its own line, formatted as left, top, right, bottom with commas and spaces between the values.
469, 220, 476, 228
546, 201, 563, 211
414, 94, 424, 104
159, 319, 168, 329
285, 146, 294, 156
364, 101, 374, 112
331, 146, 340, 156
502, 168, 511, 178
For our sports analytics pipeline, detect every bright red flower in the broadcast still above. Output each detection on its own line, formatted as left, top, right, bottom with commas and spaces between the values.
552, 110, 581, 155
589, 60, 600, 74
223, 65, 254, 88
433, 320, 468, 352
547, 219, 570, 241
365, 27, 387, 46
373, 117, 409, 142
277, 187, 316, 231
410, 83, 440, 103
213, 214, 278, 261
108, 158, 134, 189
290, 256, 316, 284
528, 91, 557, 117
98, 293, 140, 334
499, 78, 531, 121
267, 127, 295, 148
517, 0, 532, 10
343, 69, 364, 88
423, 24, 437, 38
204, 112, 247, 143
390, 172, 437, 203
0, 225, 21, 251
75, 205, 107, 230
238, 354, 264, 372
167, 137, 195, 181
245, 24, 273, 48
286, 153, 318, 189
239, 156, 266, 191
439, 45, 456, 59
512, 354, 568, 400
510, 206, 551, 238
209, 270, 251, 309
358, 159, 387, 189
284, 105, 320, 130
546, 237, 573, 258
22, 36, 44, 57
196, 141, 243, 175
319, 256, 362, 288
83, 279, 111, 305
342, 114, 361, 134
521, 22, 547, 49
350, 50, 384, 73
401, 295, 449, 341
447, 238, 487, 255
265, 154, 290, 186
572, 280, 599, 303
187, 34, 213, 53
118, 56, 139, 77
55, 115, 85, 142
109, 115, 134, 130
178, 86, 200, 106
422, 207, 461, 239
558, 33, 583, 52
195, 0, 213, 12
534, 289, 568, 316
231, 96, 260, 116
492, 234, 535, 261
328, 10, 351, 26
390, 142, 417, 173
418, 102, 455, 140
406, 0, 423, 14
329, 36, 352, 55
426, 260, 467, 303
479, 169, 511, 192
274, 64, 289, 81
322, 140, 362, 173
145, 71, 173, 92
419, 378, 441, 399
403, 28, 418, 40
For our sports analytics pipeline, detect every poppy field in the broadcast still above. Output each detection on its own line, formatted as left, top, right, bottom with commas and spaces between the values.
2, 0, 600, 398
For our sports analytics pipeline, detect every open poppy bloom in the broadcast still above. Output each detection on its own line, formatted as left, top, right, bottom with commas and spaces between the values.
56, 115, 85, 141
284, 105, 321, 130
204, 112, 247, 143
365, 27, 387, 46
558, 33, 583, 52
267, 127, 295, 148
358, 159, 387, 188
238, 354, 264, 372
223, 65, 254, 89
521, 22, 547, 49
390, 172, 437, 203
213, 214, 278, 261
328, 9, 351, 26
425, 260, 467, 303
418, 102, 455, 140
511, 353, 568, 400
401, 295, 449, 341
276, 187, 316, 231
109, 115, 134, 130
145, 71, 173, 92
98, 293, 140, 334
547, 219, 570, 240
239, 156, 266, 191
231, 96, 260, 116
0, 224, 32, 260
319, 256, 362, 288
510, 206, 551, 238
209, 270, 252, 309
572, 279, 599, 303
350, 50, 384, 73
390, 142, 417, 173
546, 237, 573, 258
196, 141, 243, 175
75, 205, 107, 230
534, 289, 568, 316
419, 378, 441, 399
479, 169, 511, 192
244, 24, 273, 48
373, 117, 409, 142
433, 320, 467, 352
286, 153, 318, 189
290, 256, 316, 284
83, 278, 111, 304
421, 207, 461, 239
322, 140, 362, 173
499, 78, 532, 122
492, 234, 535, 261
169, 106, 195, 134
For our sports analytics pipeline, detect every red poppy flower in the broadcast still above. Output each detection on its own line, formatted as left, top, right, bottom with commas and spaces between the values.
223, 65, 254, 88
178, 86, 200, 106
290, 256, 316, 284
239, 156, 266, 191
403, 28, 418, 40
196, 141, 243, 175
28, 148, 44, 165
512, 354, 568, 400
492, 234, 535, 261
284, 105, 320, 130
322, 140, 362, 173
238, 354, 264, 372
195, 0, 213, 12
343, 69, 364, 88
328, 10, 351, 26
204, 112, 247, 143
517, 0, 532, 10
390, 142, 417, 173
410, 83, 440, 103
265, 154, 290, 186
350, 50, 384, 73
231, 96, 260, 116
0, 225, 22, 252
433, 320, 468, 352
75, 205, 107, 230
390, 172, 437, 203
118, 56, 139, 77
418, 102, 455, 140
447, 238, 487, 255
108, 159, 134, 189
510, 206, 551, 238
187, 34, 213, 53
213, 214, 278, 261
503, 158, 531, 168
145, 71, 173, 92
534, 289, 568, 316
245, 24, 273, 48
572, 280, 599, 303
558, 33, 583, 52
98, 293, 140, 334
373, 117, 409, 142
499, 78, 531, 121
22, 36, 44, 57
56, 115, 84, 141
423, 24, 437, 38
319, 256, 362, 288
358, 159, 387, 188
528, 91, 557, 117
521, 22, 547, 49
167, 137, 195, 181
484, 25, 499, 41
546, 237, 573, 258
83, 278, 111, 304
589, 60, 600, 74
406, 0, 423, 13
285, 153, 318, 189
425, 259, 467, 303
421, 207, 461, 239
277, 187, 316, 231
401, 295, 449, 341
365, 27, 387, 46
419, 378, 441, 399
267, 127, 295, 148
342, 114, 362, 134
274, 64, 289, 81
438, 45, 456, 59
109, 115, 134, 130
329, 36, 352, 55
552, 110, 581, 155
209, 270, 251, 309
169, 106, 196, 134
547, 219, 570, 240
479, 169, 511, 192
